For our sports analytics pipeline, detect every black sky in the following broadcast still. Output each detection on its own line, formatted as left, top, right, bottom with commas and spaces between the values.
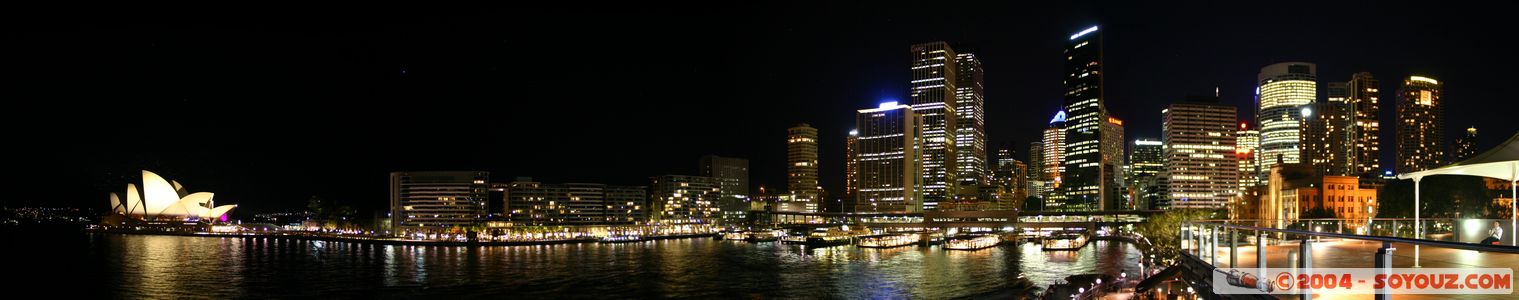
7, 2, 1517, 215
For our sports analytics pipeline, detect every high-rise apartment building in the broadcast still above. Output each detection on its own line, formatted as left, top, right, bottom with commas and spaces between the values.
649, 175, 721, 225
787, 124, 820, 205
700, 155, 750, 222
1396, 76, 1445, 173
502, 178, 645, 226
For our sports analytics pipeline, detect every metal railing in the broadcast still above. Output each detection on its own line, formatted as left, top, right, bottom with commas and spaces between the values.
1182, 219, 1519, 299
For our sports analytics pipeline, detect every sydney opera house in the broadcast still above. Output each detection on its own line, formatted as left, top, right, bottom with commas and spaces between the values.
103, 170, 236, 225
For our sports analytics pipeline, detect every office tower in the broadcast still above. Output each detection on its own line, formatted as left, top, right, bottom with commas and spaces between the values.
1304, 81, 1352, 176
1101, 116, 1126, 210
699, 155, 750, 222
502, 178, 646, 225
992, 148, 1028, 210
845, 129, 860, 211
1256, 62, 1316, 182
787, 124, 820, 205
909, 42, 959, 208
855, 102, 923, 213
1454, 127, 1479, 162
1129, 139, 1163, 210
1236, 123, 1261, 193
1062, 25, 1107, 211
1346, 72, 1381, 177
1396, 76, 1445, 173
1042, 110, 1068, 209
955, 53, 988, 187
649, 175, 721, 225
1027, 141, 1045, 207
1163, 96, 1239, 209
389, 171, 489, 234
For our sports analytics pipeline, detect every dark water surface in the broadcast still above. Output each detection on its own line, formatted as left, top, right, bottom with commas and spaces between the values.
11, 226, 1143, 299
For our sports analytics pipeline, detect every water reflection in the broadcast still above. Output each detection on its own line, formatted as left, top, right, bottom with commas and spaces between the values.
87, 234, 1143, 298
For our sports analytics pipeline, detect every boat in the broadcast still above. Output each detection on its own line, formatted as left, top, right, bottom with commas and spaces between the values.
783, 226, 868, 247
598, 235, 643, 243
1041, 232, 1089, 251
856, 233, 920, 248
944, 234, 1001, 250
720, 231, 748, 241
743, 229, 786, 243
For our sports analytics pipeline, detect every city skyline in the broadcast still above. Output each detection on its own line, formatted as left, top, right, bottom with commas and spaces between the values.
11, 3, 1519, 215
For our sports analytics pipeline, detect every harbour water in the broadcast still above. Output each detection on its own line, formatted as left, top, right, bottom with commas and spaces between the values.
14, 226, 1144, 298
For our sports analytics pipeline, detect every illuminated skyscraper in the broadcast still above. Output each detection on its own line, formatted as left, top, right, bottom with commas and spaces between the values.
1396, 76, 1445, 173
1101, 116, 1126, 210
845, 129, 859, 209
1255, 62, 1316, 181
1027, 141, 1045, 207
787, 123, 820, 205
954, 53, 988, 187
1062, 25, 1107, 211
1042, 111, 1068, 209
909, 42, 958, 209
1163, 96, 1239, 209
699, 155, 749, 222
1453, 127, 1478, 162
855, 103, 923, 212
1236, 123, 1261, 192
1346, 72, 1381, 177
1304, 81, 1352, 176
1129, 139, 1164, 210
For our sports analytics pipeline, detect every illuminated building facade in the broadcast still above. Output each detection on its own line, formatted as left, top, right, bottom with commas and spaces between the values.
1304, 81, 1351, 176
1027, 141, 1045, 208
1346, 72, 1381, 177
105, 170, 237, 223
992, 148, 1029, 210
1454, 127, 1478, 162
909, 42, 958, 209
389, 171, 489, 233
1101, 116, 1126, 210
787, 124, 820, 205
1042, 111, 1068, 209
855, 103, 923, 213
845, 130, 859, 210
1162, 96, 1239, 209
699, 155, 750, 222
1255, 62, 1316, 183
1396, 76, 1445, 173
1062, 25, 1108, 211
954, 53, 988, 187
1128, 139, 1164, 209
649, 175, 721, 224
502, 178, 645, 226
1236, 124, 1261, 192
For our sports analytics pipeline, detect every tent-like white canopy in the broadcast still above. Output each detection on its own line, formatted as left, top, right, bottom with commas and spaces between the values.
1396, 132, 1519, 265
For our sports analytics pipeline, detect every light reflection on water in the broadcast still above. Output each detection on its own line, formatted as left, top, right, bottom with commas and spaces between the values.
87, 234, 1142, 298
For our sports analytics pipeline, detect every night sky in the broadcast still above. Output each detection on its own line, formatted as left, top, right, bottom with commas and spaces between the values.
8, 2, 1518, 215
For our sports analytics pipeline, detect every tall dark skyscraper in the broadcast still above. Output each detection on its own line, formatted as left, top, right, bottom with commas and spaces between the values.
909, 42, 958, 211
1128, 139, 1164, 210
1061, 25, 1106, 211
845, 129, 859, 211
1346, 72, 1382, 177
1396, 76, 1445, 173
1453, 127, 1479, 162
699, 155, 750, 222
1305, 81, 1352, 176
955, 53, 988, 188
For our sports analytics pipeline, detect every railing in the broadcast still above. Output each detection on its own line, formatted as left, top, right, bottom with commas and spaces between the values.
1181, 219, 1519, 299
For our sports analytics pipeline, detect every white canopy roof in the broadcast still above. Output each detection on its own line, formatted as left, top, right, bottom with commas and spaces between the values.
1398, 132, 1519, 181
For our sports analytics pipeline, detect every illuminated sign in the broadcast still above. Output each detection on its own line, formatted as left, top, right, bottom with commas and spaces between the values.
1107, 117, 1123, 126
879, 101, 899, 109
1409, 76, 1439, 85
1049, 110, 1067, 124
